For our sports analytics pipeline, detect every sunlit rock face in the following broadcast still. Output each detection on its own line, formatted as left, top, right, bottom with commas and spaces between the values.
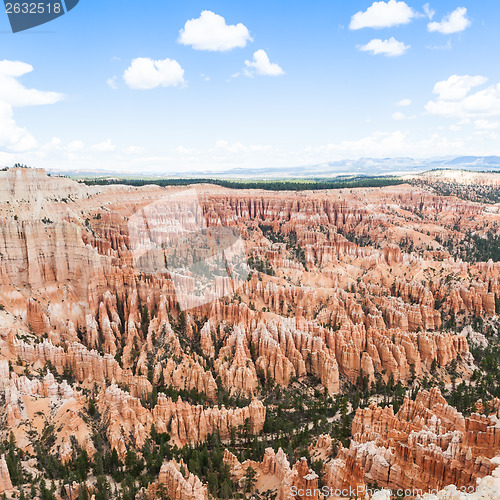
324, 388, 500, 495
0, 167, 499, 497
0, 455, 13, 494
144, 459, 208, 500
418, 456, 500, 499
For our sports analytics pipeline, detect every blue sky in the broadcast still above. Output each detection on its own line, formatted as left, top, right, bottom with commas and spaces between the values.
1, 0, 500, 173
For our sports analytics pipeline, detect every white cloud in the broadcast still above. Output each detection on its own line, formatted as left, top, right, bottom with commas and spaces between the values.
0, 60, 63, 153
64, 140, 85, 160
125, 146, 146, 155
107, 76, 118, 90
214, 139, 247, 153
305, 130, 469, 161
428, 7, 470, 34
433, 75, 487, 101
212, 139, 271, 154
244, 50, 284, 77
15, 127, 500, 175
359, 37, 410, 56
123, 58, 185, 90
92, 139, 116, 152
0, 101, 37, 152
474, 119, 500, 131
313, 131, 409, 157
473, 130, 499, 140
425, 75, 500, 119
66, 140, 85, 152
174, 145, 193, 155
0, 60, 64, 107
178, 11, 252, 51
426, 39, 452, 51
350, 0, 415, 29
423, 3, 435, 20
392, 111, 416, 120
396, 98, 412, 106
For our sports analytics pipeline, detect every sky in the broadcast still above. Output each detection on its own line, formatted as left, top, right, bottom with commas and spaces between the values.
1, 0, 500, 173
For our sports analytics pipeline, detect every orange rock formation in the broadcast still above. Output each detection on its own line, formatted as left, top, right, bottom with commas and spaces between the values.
324, 388, 500, 494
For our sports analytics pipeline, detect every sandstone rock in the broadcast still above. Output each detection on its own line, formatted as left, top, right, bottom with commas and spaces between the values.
157, 460, 208, 500
325, 388, 500, 494
0, 455, 12, 494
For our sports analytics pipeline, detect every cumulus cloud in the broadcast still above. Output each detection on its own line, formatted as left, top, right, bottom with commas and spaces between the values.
392, 111, 406, 120
92, 139, 116, 152
428, 7, 471, 34
244, 50, 284, 77
123, 58, 185, 90
350, 0, 415, 29
0, 60, 63, 153
359, 37, 410, 56
433, 75, 487, 101
425, 75, 500, 119
178, 11, 252, 51
0, 60, 64, 106
0, 101, 37, 152
396, 98, 412, 106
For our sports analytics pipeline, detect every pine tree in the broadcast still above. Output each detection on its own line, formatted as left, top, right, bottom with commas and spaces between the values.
244, 466, 257, 494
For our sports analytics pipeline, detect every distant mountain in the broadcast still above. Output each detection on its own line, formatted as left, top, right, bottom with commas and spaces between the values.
51, 156, 500, 180
444, 156, 500, 166
214, 156, 500, 178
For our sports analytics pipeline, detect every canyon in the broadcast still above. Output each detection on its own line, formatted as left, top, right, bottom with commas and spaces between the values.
0, 167, 498, 499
